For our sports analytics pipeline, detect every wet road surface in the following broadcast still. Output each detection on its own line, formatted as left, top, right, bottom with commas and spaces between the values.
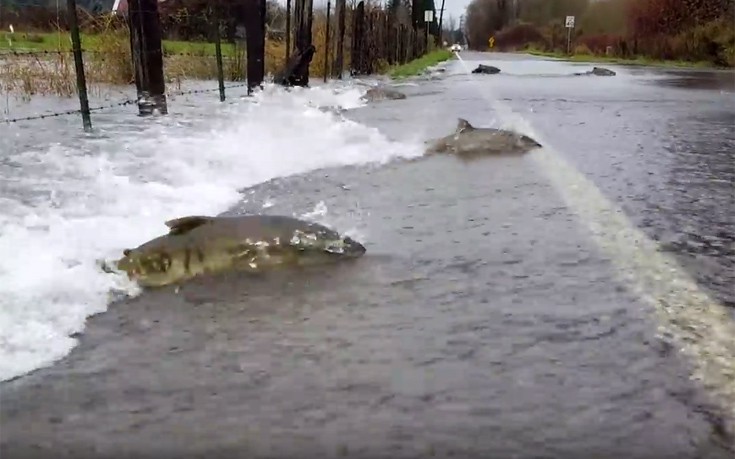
1, 52, 734, 459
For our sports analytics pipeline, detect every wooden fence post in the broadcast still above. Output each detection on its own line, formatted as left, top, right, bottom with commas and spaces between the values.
66, 0, 91, 131
243, 0, 266, 92
332, 0, 345, 79
350, 1, 365, 76
324, 0, 330, 83
293, 0, 315, 85
214, 15, 225, 102
128, 0, 167, 115
286, 0, 291, 62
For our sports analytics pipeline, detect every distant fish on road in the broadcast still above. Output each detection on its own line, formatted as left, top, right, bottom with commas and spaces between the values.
426, 118, 543, 158
361, 87, 407, 102
573, 66, 617, 76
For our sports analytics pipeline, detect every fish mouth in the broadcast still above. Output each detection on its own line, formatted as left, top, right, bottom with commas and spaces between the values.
108, 248, 179, 287
343, 236, 367, 257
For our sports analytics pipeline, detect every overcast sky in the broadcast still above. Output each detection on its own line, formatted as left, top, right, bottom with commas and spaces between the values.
440, 0, 471, 23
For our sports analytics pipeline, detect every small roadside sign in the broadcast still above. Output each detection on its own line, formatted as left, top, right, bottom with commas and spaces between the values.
424, 10, 434, 23
565, 16, 575, 53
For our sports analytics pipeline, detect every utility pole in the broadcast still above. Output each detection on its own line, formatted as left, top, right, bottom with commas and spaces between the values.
437, 0, 445, 47
459, 14, 465, 46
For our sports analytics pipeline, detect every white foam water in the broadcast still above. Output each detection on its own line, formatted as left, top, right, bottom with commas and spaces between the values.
0, 82, 424, 382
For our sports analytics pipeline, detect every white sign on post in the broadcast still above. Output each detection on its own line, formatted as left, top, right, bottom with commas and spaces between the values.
565, 15, 575, 54
424, 10, 434, 23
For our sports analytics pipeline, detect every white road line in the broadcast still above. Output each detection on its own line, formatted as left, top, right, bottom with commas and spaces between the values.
452, 52, 735, 439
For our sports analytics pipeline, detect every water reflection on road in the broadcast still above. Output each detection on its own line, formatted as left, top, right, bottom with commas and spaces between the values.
1, 52, 734, 459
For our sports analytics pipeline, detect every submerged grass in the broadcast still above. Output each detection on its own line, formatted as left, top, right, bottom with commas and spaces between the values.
389, 49, 454, 78
524, 48, 714, 69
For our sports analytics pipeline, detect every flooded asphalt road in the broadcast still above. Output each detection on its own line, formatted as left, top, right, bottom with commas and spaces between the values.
1, 52, 734, 459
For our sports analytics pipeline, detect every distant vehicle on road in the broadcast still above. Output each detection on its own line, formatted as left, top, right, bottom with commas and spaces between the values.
450, 43, 462, 53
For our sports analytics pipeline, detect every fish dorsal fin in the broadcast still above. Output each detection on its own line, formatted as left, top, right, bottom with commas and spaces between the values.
164, 216, 214, 235
456, 118, 474, 134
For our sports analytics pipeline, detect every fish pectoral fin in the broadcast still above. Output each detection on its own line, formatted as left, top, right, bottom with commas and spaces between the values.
165, 216, 215, 235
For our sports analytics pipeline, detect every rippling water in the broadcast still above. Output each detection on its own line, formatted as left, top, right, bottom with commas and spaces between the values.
1, 53, 733, 458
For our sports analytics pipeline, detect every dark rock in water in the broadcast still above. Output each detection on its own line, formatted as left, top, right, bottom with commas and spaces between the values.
472, 64, 501, 75
574, 66, 616, 77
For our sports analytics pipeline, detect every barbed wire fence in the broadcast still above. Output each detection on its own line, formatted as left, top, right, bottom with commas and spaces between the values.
0, 44, 251, 123
0, 0, 437, 130
0, 0, 259, 130
1, 82, 251, 124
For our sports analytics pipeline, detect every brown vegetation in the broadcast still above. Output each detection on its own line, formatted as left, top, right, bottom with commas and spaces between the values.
1, 0, 440, 99
465, 0, 735, 67
0, 8, 337, 99
1, 17, 243, 99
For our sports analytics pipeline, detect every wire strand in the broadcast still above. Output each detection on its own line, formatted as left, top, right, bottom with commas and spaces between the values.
2, 82, 249, 124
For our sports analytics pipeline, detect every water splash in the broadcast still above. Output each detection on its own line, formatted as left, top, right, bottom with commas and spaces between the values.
0, 82, 423, 381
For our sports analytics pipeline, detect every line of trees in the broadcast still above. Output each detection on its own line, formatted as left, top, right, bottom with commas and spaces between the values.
0, 1, 113, 29
465, 0, 735, 67
1, 0, 446, 45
